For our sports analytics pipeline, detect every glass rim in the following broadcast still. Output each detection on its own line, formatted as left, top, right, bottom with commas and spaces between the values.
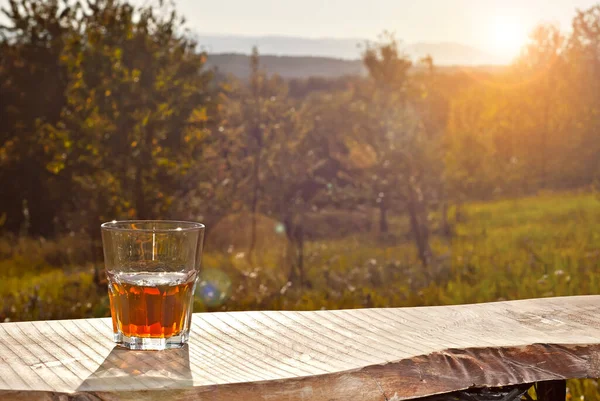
101, 220, 205, 233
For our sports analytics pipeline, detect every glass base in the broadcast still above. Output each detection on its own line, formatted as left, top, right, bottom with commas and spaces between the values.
113, 331, 189, 350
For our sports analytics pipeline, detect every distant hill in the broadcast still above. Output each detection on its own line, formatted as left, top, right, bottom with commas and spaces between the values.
196, 35, 363, 60
205, 53, 507, 80
195, 34, 502, 66
206, 53, 365, 79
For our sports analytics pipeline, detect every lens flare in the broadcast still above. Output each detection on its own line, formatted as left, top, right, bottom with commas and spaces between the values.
195, 268, 232, 308
490, 15, 528, 62
274, 222, 286, 235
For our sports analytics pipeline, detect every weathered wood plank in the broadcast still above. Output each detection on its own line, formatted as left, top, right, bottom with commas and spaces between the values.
0, 296, 598, 400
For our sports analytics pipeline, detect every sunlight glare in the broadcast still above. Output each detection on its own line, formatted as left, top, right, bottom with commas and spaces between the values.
491, 16, 528, 61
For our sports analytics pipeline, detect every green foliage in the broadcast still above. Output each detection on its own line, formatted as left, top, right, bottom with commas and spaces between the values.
0, 235, 106, 321
0, 0, 79, 236
59, 0, 213, 225
0, 0, 215, 238
445, 7, 600, 199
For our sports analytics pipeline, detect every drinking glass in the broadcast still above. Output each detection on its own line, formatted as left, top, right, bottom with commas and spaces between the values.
101, 220, 205, 350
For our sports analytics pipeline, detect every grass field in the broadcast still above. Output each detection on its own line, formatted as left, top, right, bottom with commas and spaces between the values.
1, 192, 599, 398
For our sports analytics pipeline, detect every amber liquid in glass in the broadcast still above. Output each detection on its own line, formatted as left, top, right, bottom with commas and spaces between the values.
107, 271, 196, 338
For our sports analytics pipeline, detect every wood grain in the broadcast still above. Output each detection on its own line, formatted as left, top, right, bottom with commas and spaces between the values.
0, 296, 598, 400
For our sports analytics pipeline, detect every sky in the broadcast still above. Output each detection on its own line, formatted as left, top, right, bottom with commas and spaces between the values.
0, 0, 596, 61
171, 0, 597, 59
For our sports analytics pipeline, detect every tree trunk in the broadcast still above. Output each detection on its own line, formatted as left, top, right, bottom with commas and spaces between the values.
407, 185, 432, 267
440, 201, 452, 238
0, 195, 23, 234
134, 165, 148, 220
248, 49, 262, 266
455, 202, 465, 223
296, 222, 304, 287
417, 194, 432, 262
284, 215, 297, 283
247, 156, 260, 266
379, 199, 388, 234
0, 170, 24, 234
540, 80, 550, 189
24, 164, 56, 237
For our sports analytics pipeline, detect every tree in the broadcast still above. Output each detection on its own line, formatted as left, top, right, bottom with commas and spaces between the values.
515, 24, 566, 189
49, 0, 213, 234
0, 0, 215, 239
360, 32, 412, 235
0, 0, 80, 236
445, 13, 599, 199
219, 59, 352, 285
359, 32, 435, 267
217, 49, 290, 266
260, 91, 352, 284
565, 5, 600, 185
411, 56, 458, 236
445, 85, 500, 201
247, 46, 264, 265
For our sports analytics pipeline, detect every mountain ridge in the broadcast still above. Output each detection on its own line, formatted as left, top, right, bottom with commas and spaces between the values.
205, 52, 507, 80
193, 33, 502, 66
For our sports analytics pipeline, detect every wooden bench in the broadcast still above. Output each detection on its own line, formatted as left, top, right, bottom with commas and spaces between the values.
0, 296, 598, 400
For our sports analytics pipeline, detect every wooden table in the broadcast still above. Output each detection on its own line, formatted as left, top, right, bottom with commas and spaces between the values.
0, 296, 598, 400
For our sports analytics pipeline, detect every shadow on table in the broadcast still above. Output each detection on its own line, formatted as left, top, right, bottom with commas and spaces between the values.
77, 345, 193, 391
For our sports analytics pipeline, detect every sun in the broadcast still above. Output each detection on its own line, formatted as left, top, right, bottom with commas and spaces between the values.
490, 16, 528, 61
